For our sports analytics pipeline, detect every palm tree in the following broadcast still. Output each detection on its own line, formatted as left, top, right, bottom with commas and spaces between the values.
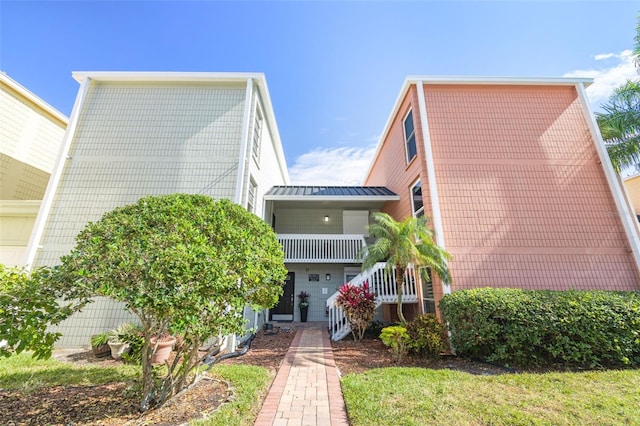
596, 80, 640, 173
596, 17, 640, 173
360, 212, 452, 323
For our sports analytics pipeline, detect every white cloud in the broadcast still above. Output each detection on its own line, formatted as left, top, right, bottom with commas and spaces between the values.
288, 144, 377, 185
594, 53, 616, 61
564, 50, 638, 109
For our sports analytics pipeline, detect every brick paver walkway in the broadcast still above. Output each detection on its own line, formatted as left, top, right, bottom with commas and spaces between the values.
254, 323, 349, 426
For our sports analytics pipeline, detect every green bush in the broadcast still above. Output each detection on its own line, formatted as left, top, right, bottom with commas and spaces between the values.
406, 314, 445, 359
379, 325, 409, 362
365, 320, 386, 339
439, 288, 640, 368
119, 324, 144, 364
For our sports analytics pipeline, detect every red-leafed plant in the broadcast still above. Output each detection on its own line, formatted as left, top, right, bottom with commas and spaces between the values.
335, 281, 376, 342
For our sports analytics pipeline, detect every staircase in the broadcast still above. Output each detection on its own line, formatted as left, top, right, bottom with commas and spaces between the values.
326, 262, 419, 341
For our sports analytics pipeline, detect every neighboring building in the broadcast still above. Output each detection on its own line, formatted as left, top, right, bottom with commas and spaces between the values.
0, 73, 68, 267
623, 174, 640, 220
362, 76, 640, 325
27, 72, 289, 346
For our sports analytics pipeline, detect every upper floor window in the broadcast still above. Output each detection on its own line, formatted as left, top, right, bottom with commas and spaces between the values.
411, 179, 424, 218
252, 107, 263, 162
404, 109, 417, 163
247, 178, 257, 213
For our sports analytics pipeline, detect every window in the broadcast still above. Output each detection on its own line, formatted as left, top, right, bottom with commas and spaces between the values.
403, 109, 417, 163
411, 179, 424, 218
420, 267, 436, 313
252, 107, 263, 162
247, 178, 257, 213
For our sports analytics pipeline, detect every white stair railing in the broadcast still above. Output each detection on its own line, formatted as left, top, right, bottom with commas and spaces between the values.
327, 262, 418, 341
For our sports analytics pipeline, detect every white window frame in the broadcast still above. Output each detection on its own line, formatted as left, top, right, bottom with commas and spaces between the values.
419, 267, 436, 313
247, 178, 257, 213
403, 109, 417, 164
252, 104, 263, 164
410, 178, 425, 218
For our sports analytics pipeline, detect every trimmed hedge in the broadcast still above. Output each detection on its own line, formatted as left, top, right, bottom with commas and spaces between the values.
439, 288, 640, 368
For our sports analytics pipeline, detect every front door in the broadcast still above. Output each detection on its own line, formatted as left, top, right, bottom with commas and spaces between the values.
270, 272, 295, 321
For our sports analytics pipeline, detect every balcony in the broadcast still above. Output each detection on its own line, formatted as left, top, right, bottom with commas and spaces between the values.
278, 234, 367, 263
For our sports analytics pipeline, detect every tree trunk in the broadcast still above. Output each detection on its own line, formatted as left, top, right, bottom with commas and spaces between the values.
396, 266, 406, 324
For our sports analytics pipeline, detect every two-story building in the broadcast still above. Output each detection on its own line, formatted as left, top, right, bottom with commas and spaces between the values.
26, 72, 289, 346
359, 77, 640, 336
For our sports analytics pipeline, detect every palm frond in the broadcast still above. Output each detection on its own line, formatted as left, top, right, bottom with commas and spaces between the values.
596, 80, 640, 172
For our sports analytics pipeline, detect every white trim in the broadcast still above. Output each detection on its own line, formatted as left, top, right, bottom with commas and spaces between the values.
410, 178, 425, 218
575, 82, 640, 273
0, 73, 68, 125
235, 79, 254, 205
406, 75, 594, 86
403, 108, 417, 164
416, 81, 449, 295
363, 79, 412, 183
71, 71, 266, 83
24, 76, 92, 269
255, 77, 290, 185
364, 76, 594, 184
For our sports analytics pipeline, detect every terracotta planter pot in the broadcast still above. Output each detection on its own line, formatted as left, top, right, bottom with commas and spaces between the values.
150, 335, 177, 364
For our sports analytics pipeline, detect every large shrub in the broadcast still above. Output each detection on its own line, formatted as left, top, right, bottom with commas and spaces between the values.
0, 265, 89, 359
335, 281, 376, 342
440, 288, 640, 368
406, 313, 445, 359
60, 194, 288, 409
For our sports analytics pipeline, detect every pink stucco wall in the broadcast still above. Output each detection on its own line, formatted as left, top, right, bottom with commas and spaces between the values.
368, 82, 639, 301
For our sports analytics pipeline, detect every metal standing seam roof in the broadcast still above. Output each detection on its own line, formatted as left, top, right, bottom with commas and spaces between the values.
265, 186, 398, 198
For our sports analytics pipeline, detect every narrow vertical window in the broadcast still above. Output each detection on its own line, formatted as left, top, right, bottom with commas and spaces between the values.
252, 107, 263, 162
411, 179, 424, 218
247, 178, 257, 213
404, 109, 417, 163
420, 267, 436, 313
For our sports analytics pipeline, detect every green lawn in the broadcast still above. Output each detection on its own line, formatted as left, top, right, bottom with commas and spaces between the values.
341, 367, 640, 426
0, 353, 272, 425
0, 352, 140, 392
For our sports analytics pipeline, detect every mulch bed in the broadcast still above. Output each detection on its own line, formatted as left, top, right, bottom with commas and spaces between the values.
331, 337, 514, 376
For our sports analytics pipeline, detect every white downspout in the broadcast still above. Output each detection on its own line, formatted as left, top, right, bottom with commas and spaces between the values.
24, 76, 92, 269
235, 78, 254, 205
576, 82, 640, 273
416, 81, 450, 295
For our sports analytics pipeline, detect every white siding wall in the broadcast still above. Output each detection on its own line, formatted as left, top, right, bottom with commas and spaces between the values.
34, 81, 247, 267
32, 81, 248, 347
48, 297, 139, 348
0, 83, 66, 177
244, 89, 288, 217
275, 209, 344, 234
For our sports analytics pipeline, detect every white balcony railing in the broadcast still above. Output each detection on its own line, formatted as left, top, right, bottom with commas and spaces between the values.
278, 234, 367, 263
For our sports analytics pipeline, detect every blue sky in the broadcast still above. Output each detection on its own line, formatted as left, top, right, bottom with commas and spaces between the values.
1, 1, 638, 184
